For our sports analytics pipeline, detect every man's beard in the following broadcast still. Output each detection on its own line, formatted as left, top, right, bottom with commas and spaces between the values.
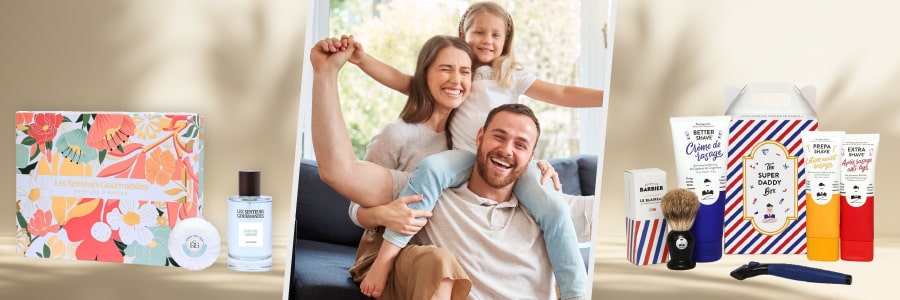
475, 147, 527, 189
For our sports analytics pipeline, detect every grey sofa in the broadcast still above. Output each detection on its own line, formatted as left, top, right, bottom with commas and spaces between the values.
289, 154, 598, 299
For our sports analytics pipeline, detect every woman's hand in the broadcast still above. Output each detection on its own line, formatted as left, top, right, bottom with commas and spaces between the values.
374, 194, 433, 236
537, 160, 562, 191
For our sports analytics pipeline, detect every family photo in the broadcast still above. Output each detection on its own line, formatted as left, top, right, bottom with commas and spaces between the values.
288, 0, 611, 299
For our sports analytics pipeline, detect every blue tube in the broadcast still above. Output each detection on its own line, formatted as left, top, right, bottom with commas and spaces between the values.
691, 191, 724, 262
670, 116, 730, 263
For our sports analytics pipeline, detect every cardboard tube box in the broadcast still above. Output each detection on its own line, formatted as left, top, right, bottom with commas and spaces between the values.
625, 168, 668, 265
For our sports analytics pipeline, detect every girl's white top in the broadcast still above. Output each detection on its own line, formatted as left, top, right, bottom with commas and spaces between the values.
450, 65, 536, 153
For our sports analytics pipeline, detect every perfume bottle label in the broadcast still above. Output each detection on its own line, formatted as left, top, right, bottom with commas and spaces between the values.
236, 209, 267, 218
238, 222, 264, 247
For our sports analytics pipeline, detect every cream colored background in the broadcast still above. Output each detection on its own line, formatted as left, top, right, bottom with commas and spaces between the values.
3, 1, 900, 300
595, 0, 900, 299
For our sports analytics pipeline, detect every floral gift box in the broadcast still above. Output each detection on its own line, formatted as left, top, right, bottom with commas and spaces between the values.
15, 112, 204, 267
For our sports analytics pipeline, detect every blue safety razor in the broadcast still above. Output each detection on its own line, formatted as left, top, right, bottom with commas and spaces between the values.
730, 261, 852, 285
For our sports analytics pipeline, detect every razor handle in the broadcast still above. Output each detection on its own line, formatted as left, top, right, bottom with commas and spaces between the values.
768, 263, 852, 285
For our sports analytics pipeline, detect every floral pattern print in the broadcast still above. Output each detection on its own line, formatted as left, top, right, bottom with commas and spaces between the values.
87, 114, 136, 151
123, 226, 172, 266
145, 148, 176, 186
55, 129, 99, 164
29, 113, 63, 144
15, 112, 204, 267
27, 209, 60, 237
107, 200, 159, 246
15, 174, 52, 221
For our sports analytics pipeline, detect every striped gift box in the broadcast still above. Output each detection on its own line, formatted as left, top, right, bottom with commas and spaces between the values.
626, 217, 669, 265
625, 168, 668, 265
724, 118, 817, 254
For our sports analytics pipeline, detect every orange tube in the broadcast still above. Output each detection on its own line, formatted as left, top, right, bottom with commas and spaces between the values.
801, 131, 844, 261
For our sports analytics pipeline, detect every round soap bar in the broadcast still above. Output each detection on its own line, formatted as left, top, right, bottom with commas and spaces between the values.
168, 218, 221, 271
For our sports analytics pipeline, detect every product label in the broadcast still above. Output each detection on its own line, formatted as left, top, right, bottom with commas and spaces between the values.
638, 182, 664, 211
804, 139, 841, 206
236, 209, 267, 219
238, 222, 264, 247
183, 234, 208, 258
841, 142, 876, 208
679, 125, 727, 205
675, 235, 688, 250
742, 141, 799, 235
625, 169, 666, 220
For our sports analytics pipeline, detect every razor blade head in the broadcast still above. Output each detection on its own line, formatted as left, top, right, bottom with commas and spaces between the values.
730, 261, 763, 280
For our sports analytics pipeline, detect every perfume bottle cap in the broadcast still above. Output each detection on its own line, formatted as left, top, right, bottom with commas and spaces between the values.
239, 170, 260, 196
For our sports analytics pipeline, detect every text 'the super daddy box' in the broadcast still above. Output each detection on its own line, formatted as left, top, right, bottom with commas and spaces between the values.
625, 168, 668, 265
15, 112, 204, 267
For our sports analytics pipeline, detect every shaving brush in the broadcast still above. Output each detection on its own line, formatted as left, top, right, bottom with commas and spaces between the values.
661, 188, 701, 270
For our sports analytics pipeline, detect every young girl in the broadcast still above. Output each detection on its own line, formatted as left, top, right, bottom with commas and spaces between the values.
352, 2, 602, 299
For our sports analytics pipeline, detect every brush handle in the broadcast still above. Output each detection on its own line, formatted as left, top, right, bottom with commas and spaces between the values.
768, 263, 852, 285
666, 230, 696, 270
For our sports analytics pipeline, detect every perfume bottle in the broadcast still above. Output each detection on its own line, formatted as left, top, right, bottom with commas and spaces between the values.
227, 170, 272, 271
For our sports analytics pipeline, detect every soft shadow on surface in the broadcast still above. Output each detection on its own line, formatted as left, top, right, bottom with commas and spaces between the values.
593, 235, 900, 300
0, 238, 286, 300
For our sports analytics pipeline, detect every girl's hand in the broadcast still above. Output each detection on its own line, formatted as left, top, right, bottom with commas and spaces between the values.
537, 160, 562, 191
348, 38, 367, 65
374, 194, 433, 236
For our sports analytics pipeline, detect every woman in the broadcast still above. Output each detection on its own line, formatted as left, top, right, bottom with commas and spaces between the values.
309, 35, 474, 300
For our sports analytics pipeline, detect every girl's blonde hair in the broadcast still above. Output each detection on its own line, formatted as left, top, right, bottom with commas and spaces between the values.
458, 1, 519, 88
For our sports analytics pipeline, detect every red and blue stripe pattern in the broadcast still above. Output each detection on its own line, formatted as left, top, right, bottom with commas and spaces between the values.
724, 118, 817, 254
626, 217, 669, 265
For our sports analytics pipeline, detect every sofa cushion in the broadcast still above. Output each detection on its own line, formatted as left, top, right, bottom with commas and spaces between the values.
548, 157, 583, 196
293, 239, 371, 300
297, 159, 365, 247
575, 154, 598, 196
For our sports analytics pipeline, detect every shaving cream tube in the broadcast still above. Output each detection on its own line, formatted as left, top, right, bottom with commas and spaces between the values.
801, 131, 844, 261
840, 133, 879, 261
670, 116, 730, 262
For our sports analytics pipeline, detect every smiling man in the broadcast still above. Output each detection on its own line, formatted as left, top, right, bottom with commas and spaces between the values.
473, 104, 540, 195
403, 103, 563, 300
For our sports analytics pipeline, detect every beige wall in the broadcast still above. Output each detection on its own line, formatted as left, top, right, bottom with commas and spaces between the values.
600, 0, 900, 246
2, 1, 307, 241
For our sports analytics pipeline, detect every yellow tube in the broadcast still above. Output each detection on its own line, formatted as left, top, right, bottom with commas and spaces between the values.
801, 131, 844, 261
